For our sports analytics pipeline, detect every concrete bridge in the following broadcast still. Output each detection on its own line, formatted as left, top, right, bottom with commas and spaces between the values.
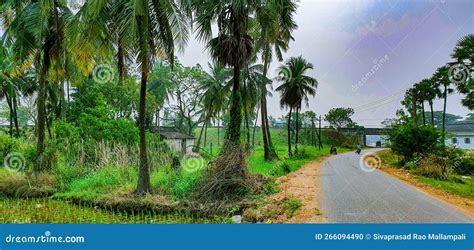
339, 127, 391, 146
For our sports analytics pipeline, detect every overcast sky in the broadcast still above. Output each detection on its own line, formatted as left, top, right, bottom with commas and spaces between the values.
1, 0, 472, 127
178, 0, 474, 127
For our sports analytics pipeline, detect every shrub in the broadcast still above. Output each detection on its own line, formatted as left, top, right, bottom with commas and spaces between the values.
0, 134, 20, 160
0, 169, 56, 198
389, 124, 440, 161
414, 147, 463, 180
282, 197, 302, 218
454, 150, 474, 175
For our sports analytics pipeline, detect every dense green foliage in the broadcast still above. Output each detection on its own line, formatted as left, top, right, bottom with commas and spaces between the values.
389, 124, 441, 161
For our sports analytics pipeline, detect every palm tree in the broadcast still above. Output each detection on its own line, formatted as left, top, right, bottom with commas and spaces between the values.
431, 66, 454, 144
114, 0, 190, 194
196, 62, 231, 151
241, 62, 269, 148
276, 56, 317, 156
4, 0, 73, 172
148, 60, 177, 132
451, 34, 473, 110
413, 82, 428, 125
418, 78, 440, 126
254, 0, 297, 160
193, 0, 255, 146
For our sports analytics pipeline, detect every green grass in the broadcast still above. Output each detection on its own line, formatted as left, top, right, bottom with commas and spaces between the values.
377, 150, 474, 199
194, 127, 350, 177
0, 198, 227, 223
417, 175, 474, 199
248, 145, 348, 177
57, 165, 202, 202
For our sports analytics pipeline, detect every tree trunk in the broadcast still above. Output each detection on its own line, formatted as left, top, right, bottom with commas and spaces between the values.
294, 106, 299, 154
226, 65, 242, 145
196, 112, 210, 152
35, 38, 52, 173
217, 115, 220, 146
260, 46, 277, 160
429, 101, 434, 126
204, 120, 208, 148
252, 105, 259, 147
244, 105, 250, 148
442, 85, 447, 145
318, 115, 323, 150
287, 106, 293, 157
156, 108, 160, 131
421, 101, 426, 126
136, 67, 150, 194
117, 43, 127, 85
411, 94, 418, 125
3, 90, 13, 137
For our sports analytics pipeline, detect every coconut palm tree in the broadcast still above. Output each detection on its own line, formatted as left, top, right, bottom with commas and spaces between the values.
418, 78, 440, 126
431, 66, 454, 144
241, 62, 269, 148
254, 0, 297, 160
193, 0, 255, 146
3, 0, 73, 172
276, 56, 317, 156
196, 62, 231, 150
451, 34, 473, 110
113, 0, 190, 194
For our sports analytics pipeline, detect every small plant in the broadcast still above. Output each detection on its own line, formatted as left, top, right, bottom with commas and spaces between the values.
282, 197, 302, 218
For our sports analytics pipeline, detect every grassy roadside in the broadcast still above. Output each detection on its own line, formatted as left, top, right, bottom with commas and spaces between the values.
376, 149, 474, 199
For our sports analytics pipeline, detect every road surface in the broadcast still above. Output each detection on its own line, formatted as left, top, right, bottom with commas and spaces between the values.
321, 149, 472, 223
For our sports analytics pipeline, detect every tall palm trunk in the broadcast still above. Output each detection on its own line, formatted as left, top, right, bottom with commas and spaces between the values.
137, 67, 150, 194
294, 106, 299, 154
117, 43, 126, 85
36, 41, 51, 173
3, 91, 13, 137
196, 112, 211, 152
441, 85, 448, 145
217, 114, 220, 146
429, 101, 434, 126
252, 105, 259, 147
411, 94, 418, 125
136, 19, 150, 193
226, 65, 242, 144
204, 121, 208, 147
261, 46, 277, 160
244, 105, 250, 148
287, 106, 293, 157
421, 101, 426, 126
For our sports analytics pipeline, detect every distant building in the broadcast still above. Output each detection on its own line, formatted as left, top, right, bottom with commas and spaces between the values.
271, 119, 285, 128
445, 121, 474, 149
153, 127, 196, 154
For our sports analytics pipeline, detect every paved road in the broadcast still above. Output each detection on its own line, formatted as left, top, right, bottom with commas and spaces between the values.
321, 149, 472, 223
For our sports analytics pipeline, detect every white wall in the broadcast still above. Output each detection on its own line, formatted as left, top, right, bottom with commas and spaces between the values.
163, 138, 196, 154
446, 132, 474, 150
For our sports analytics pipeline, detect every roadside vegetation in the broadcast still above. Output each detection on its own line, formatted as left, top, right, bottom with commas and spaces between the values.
378, 124, 474, 199
378, 34, 474, 200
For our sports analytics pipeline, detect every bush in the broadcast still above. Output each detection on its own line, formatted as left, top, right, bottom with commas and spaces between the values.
0, 169, 56, 198
0, 134, 20, 160
454, 150, 474, 175
389, 124, 440, 161
414, 147, 463, 180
